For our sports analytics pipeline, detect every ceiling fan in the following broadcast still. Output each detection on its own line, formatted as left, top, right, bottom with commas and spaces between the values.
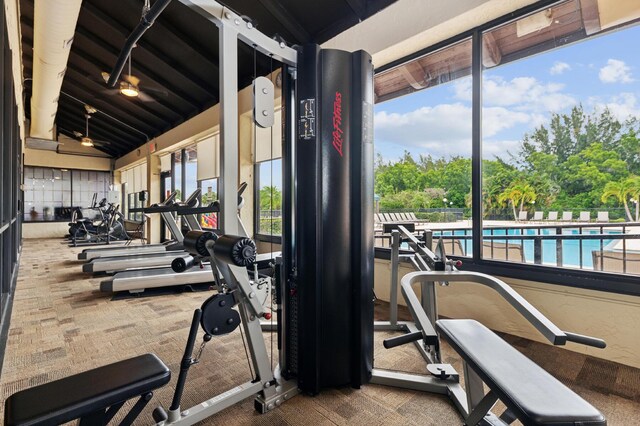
101, 51, 168, 102
70, 105, 112, 148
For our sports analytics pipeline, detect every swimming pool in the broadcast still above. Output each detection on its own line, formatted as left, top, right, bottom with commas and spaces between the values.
434, 228, 621, 268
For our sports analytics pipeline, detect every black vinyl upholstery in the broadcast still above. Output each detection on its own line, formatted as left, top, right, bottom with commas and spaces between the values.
4, 353, 170, 426
436, 319, 606, 426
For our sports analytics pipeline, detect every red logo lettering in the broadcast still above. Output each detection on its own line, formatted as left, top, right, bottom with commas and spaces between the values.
332, 91, 343, 157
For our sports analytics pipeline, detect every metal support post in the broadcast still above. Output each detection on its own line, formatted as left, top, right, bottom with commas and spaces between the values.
390, 230, 400, 325
219, 23, 239, 235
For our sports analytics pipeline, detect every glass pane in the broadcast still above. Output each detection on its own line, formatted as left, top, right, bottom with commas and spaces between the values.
257, 159, 283, 235
481, 0, 640, 274
185, 146, 198, 201
23, 167, 75, 221
373, 39, 473, 255
200, 178, 218, 229
174, 151, 182, 201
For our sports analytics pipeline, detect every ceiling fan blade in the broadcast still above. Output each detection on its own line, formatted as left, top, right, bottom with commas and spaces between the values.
91, 139, 111, 145
139, 85, 168, 96
102, 89, 121, 95
137, 91, 156, 102
122, 74, 140, 86
72, 131, 84, 138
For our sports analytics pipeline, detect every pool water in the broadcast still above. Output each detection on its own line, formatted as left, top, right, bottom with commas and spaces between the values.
434, 228, 621, 268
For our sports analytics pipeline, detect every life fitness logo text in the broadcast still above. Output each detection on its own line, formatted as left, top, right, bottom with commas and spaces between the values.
332, 91, 344, 157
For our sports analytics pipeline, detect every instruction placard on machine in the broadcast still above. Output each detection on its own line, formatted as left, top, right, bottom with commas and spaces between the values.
299, 99, 316, 140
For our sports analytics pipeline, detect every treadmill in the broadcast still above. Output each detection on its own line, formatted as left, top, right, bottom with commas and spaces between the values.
82, 190, 218, 274
102, 182, 279, 294
77, 191, 183, 260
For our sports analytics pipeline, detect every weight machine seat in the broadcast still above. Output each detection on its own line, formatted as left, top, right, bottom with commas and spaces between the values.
4, 354, 170, 426
436, 320, 606, 426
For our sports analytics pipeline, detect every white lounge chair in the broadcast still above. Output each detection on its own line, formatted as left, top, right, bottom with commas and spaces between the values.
596, 211, 609, 223
561, 211, 573, 222
578, 211, 591, 222
547, 211, 558, 221
518, 211, 528, 221
532, 211, 544, 221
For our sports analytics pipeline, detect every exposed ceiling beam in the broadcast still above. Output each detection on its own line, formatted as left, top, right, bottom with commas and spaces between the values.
579, 0, 601, 35
399, 61, 427, 90
482, 31, 502, 68
20, 19, 184, 125
22, 51, 170, 133
53, 100, 144, 144
79, 3, 219, 100
71, 25, 202, 113
55, 107, 141, 150
81, 2, 219, 75
344, 0, 367, 20
257, 0, 312, 43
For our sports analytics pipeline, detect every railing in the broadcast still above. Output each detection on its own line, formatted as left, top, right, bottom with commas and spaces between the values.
375, 222, 640, 275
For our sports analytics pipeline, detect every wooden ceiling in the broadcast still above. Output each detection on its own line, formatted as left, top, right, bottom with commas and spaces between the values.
374, 0, 638, 103
20, 0, 397, 157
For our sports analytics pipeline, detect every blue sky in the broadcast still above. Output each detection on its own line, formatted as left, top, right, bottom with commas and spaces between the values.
374, 23, 640, 162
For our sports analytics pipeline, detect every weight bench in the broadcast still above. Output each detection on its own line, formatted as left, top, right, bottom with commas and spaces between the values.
4, 353, 170, 426
436, 319, 606, 426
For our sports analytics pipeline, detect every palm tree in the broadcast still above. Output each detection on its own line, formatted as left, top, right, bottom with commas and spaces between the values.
498, 182, 536, 221
601, 177, 640, 222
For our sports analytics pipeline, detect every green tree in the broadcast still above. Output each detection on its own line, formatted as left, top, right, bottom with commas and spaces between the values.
601, 176, 640, 221
259, 186, 282, 210
498, 182, 536, 220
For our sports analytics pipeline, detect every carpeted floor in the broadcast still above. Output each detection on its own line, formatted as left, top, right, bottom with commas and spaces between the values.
0, 239, 638, 425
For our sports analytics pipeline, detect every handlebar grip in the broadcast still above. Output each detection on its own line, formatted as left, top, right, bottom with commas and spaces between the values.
564, 331, 606, 349
383, 331, 423, 349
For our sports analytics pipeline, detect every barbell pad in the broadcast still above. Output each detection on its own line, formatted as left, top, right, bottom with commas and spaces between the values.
213, 235, 257, 267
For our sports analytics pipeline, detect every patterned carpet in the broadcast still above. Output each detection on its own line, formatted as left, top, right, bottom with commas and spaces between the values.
0, 239, 638, 425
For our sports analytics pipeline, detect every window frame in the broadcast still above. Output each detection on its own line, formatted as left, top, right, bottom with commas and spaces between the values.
374, 0, 640, 296
197, 177, 219, 231
254, 159, 283, 243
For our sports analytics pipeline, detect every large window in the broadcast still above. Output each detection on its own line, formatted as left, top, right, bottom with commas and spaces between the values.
256, 159, 282, 236
373, 0, 640, 291
1, 7, 24, 337
374, 39, 473, 256
199, 178, 218, 229
480, 2, 640, 273
173, 150, 182, 201
184, 146, 198, 201
23, 166, 111, 222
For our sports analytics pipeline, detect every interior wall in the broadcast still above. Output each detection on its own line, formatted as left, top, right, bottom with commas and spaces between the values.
23, 147, 111, 171
374, 259, 640, 368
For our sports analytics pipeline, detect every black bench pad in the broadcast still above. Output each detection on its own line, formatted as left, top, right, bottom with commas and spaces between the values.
5, 353, 170, 426
436, 319, 606, 426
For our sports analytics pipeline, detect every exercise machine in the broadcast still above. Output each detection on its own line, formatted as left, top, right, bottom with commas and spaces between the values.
100, 182, 271, 294
81, 189, 218, 274
371, 225, 607, 425
77, 191, 182, 261
68, 198, 129, 247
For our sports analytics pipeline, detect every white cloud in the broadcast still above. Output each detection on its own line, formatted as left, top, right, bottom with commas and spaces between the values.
599, 59, 634, 84
453, 76, 575, 112
588, 92, 640, 121
550, 61, 571, 75
374, 103, 529, 158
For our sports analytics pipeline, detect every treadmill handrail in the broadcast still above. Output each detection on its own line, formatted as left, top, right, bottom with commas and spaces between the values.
184, 188, 202, 207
